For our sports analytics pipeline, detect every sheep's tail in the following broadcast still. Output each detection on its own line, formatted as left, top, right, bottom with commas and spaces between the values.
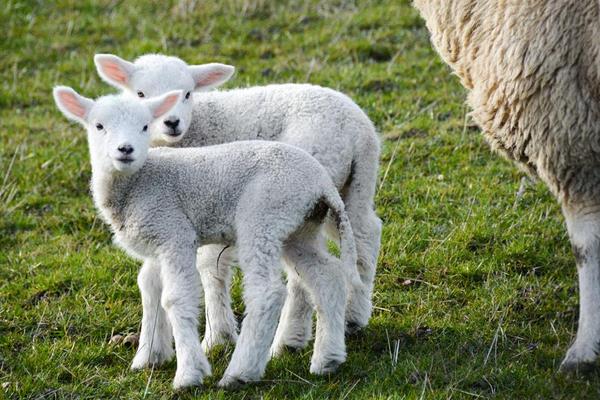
322, 187, 361, 288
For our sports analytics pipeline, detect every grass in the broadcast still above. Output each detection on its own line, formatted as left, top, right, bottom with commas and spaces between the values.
0, 0, 598, 398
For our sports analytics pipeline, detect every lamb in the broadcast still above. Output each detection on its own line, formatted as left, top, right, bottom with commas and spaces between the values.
93, 53, 382, 354
52, 87, 360, 388
413, 0, 600, 371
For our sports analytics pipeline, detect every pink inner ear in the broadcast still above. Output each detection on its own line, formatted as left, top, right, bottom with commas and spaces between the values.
59, 92, 86, 118
100, 60, 129, 84
196, 71, 224, 86
153, 94, 179, 117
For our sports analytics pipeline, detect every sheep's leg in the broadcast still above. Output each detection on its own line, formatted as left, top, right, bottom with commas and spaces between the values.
197, 244, 239, 353
131, 259, 174, 370
160, 248, 211, 389
270, 271, 314, 357
283, 236, 347, 374
218, 241, 286, 389
561, 205, 600, 372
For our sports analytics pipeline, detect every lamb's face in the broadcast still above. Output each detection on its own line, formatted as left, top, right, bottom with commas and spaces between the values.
87, 96, 153, 174
53, 87, 182, 175
127, 57, 195, 145
94, 53, 235, 147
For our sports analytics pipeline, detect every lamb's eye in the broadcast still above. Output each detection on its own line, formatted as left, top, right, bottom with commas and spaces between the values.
96, 123, 104, 130
185, 91, 191, 100
143, 125, 148, 132
137, 91, 145, 98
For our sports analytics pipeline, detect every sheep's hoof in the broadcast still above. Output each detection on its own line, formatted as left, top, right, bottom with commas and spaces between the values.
559, 358, 597, 375
310, 358, 343, 375
218, 375, 248, 390
559, 345, 598, 375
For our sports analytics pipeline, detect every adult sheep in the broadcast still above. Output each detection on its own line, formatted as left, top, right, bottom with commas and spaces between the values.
413, 0, 600, 371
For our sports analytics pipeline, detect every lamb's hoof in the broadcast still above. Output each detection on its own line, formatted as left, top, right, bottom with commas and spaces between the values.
559, 344, 598, 375
201, 337, 221, 354
345, 321, 366, 335
173, 366, 208, 390
218, 375, 248, 390
130, 346, 175, 370
201, 331, 237, 353
345, 293, 372, 332
310, 357, 343, 375
271, 342, 306, 358
281, 344, 304, 353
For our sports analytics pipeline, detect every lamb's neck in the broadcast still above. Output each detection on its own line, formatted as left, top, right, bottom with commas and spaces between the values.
90, 168, 136, 229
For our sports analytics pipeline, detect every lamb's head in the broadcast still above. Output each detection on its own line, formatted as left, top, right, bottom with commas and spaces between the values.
94, 53, 235, 146
53, 86, 181, 175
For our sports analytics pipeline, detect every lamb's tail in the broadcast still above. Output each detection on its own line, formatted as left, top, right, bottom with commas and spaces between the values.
321, 187, 360, 288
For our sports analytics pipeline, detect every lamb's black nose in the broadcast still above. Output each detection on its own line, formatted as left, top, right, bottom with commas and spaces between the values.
118, 144, 134, 155
164, 118, 180, 129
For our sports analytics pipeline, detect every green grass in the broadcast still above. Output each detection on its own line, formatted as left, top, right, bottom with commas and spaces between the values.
1, 0, 597, 398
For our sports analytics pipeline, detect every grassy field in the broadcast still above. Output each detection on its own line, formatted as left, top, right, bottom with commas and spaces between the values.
1, 0, 598, 398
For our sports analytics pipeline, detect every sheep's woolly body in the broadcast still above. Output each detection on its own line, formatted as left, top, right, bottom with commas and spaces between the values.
414, 0, 600, 205
414, 0, 600, 370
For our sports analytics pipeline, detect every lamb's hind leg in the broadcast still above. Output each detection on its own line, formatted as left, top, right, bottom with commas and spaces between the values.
282, 232, 348, 374
561, 204, 600, 372
328, 141, 382, 331
219, 239, 286, 388
271, 234, 332, 357
131, 259, 174, 370
270, 268, 314, 357
342, 206, 381, 332
197, 244, 239, 353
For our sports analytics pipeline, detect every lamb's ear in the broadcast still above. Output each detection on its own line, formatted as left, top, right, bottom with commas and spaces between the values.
94, 54, 136, 90
144, 90, 182, 118
53, 86, 94, 125
189, 63, 235, 91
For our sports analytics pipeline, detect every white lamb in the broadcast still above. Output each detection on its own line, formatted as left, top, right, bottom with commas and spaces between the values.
53, 86, 359, 389
93, 53, 382, 354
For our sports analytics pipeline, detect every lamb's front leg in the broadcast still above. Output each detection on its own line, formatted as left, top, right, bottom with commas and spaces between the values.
197, 244, 239, 353
160, 247, 211, 389
131, 259, 174, 370
560, 205, 600, 372
218, 242, 286, 388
